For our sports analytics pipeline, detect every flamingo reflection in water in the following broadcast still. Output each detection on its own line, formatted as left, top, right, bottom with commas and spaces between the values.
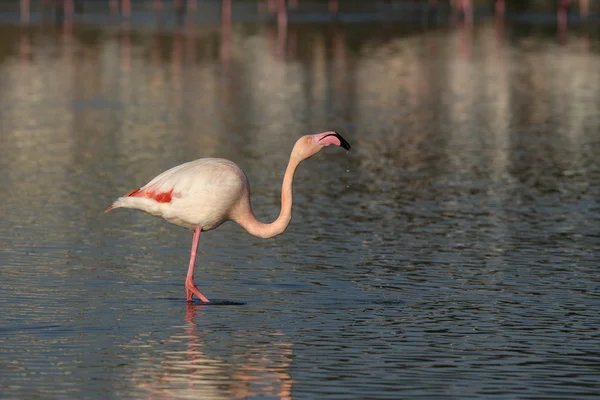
126, 304, 293, 399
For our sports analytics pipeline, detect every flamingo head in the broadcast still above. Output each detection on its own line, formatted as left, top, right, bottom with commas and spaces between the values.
292, 131, 351, 161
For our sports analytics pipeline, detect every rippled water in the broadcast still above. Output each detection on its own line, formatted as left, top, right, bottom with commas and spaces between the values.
1, 5, 600, 399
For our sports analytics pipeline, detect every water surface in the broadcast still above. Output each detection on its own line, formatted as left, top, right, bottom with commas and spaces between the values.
1, 6, 600, 399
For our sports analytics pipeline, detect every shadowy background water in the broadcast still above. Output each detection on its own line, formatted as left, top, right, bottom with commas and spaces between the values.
1, 1, 600, 399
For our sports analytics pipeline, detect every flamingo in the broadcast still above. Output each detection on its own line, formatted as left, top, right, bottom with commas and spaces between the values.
105, 131, 351, 303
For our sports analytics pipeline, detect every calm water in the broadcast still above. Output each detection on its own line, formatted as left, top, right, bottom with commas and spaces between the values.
1, 5, 600, 399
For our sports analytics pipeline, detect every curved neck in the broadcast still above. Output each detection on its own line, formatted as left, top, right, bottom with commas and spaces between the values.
237, 155, 301, 239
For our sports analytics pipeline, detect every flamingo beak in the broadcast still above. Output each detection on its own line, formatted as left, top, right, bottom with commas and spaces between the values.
319, 132, 351, 150
334, 132, 351, 150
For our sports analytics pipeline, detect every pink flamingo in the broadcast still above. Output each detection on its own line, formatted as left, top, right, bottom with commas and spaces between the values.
105, 132, 351, 303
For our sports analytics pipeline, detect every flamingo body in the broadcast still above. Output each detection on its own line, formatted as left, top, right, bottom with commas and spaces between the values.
110, 158, 249, 231
106, 131, 351, 303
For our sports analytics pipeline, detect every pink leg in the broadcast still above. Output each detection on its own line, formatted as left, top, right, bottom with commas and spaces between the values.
185, 227, 210, 303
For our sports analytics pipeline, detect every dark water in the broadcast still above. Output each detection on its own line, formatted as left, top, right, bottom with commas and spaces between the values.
1, 5, 600, 399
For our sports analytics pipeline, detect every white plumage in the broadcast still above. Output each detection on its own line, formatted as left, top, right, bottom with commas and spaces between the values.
111, 158, 249, 230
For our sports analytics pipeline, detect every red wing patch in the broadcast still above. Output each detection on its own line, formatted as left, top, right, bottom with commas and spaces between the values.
125, 188, 176, 203
151, 189, 174, 203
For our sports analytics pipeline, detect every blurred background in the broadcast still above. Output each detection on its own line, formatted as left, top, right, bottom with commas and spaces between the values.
1, 1, 599, 399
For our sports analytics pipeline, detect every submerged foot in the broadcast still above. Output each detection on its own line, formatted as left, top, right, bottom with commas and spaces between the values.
185, 280, 210, 303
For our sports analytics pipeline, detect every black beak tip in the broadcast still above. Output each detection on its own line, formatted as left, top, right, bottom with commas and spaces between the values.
334, 132, 351, 151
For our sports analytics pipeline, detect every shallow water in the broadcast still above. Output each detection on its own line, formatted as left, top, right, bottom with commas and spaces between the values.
1, 4, 600, 399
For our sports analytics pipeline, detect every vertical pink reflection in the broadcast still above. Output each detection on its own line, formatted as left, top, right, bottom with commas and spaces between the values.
451, 0, 472, 25
219, 0, 235, 114
40, 0, 51, 22
110, 0, 118, 15
174, 0, 183, 14
183, 304, 216, 396
172, 26, 183, 103
332, 26, 346, 95
462, 0, 472, 25
172, 23, 184, 119
122, 0, 131, 18
329, 0, 338, 14
184, 304, 294, 400
64, 0, 74, 16
495, 0, 505, 17
458, 18, 472, 60
110, 305, 296, 396
186, 20, 197, 66
220, 0, 231, 66
276, 0, 287, 59
558, 0, 568, 45
152, 22, 162, 70
19, 30, 31, 73
59, 13, 74, 90
62, 10, 74, 51
579, 0, 590, 17
120, 22, 131, 74
332, 26, 349, 120
287, 25, 297, 61
20, 0, 30, 23
267, 22, 276, 56
184, 303, 204, 360
495, 4, 505, 57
